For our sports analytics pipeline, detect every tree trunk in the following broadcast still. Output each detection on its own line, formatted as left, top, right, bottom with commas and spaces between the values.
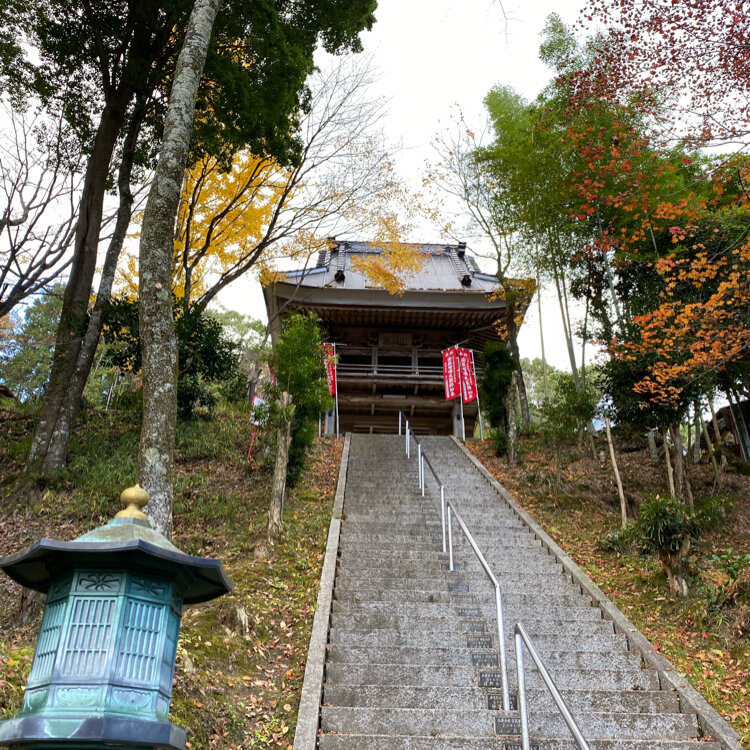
536, 272, 549, 400
647, 429, 659, 462
727, 387, 750, 460
659, 538, 690, 597
268, 392, 293, 538
26, 101, 129, 476
37, 101, 146, 473
692, 402, 702, 463
604, 415, 627, 528
552, 257, 580, 387
708, 396, 721, 446
505, 372, 518, 468
669, 423, 693, 507
504, 293, 530, 431
700, 413, 722, 487
664, 428, 675, 498
138, 0, 223, 538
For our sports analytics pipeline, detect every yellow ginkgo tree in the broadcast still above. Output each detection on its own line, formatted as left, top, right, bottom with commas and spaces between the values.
118, 54, 422, 312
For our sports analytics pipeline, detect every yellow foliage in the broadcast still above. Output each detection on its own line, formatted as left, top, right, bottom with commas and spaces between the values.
170, 153, 290, 301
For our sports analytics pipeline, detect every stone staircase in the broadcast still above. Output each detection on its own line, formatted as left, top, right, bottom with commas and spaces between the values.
314, 434, 728, 749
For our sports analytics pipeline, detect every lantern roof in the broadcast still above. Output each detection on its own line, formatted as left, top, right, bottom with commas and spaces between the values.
0, 486, 231, 604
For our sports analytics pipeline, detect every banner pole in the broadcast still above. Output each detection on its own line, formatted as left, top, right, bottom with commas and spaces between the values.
333, 342, 340, 439
458, 345, 466, 441
471, 349, 484, 439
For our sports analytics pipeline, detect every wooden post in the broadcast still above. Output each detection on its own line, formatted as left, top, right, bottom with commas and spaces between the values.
664, 428, 676, 498
647, 429, 659, 462
604, 416, 627, 528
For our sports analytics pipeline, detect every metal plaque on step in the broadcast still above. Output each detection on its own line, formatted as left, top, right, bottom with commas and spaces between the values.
461, 620, 485, 632
488, 693, 518, 711
467, 636, 492, 649
448, 583, 469, 593
495, 717, 522, 735
441, 562, 460, 571
455, 607, 480, 618
479, 671, 503, 687
471, 652, 498, 667
505, 744, 539, 750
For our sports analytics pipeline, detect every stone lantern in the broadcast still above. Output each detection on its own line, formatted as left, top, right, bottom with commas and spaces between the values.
0, 485, 232, 750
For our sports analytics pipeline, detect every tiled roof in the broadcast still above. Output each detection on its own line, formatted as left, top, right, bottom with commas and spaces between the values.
284, 240, 499, 293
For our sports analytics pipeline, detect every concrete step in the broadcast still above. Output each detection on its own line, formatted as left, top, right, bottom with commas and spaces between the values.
341, 536, 542, 549
334, 569, 571, 588
328, 628, 629, 653
339, 550, 560, 566
324, 664, 658, 690
329, 613, 617, 636
320, 707, 699, 740
326, 645, 642, 671
331, 604, 603, 625
323, 684, 680, 714
333, 585, 579, 602
331, 593, 594, 612
319, 736, 716, 749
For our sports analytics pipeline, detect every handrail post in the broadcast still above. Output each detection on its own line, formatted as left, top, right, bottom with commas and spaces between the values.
516, 630, 530, 750
440, 486, 446, 554
495, 584, 510, 710
420, 455, 425, 496
399, 411, 402, 435
406, 422, 410, 458
417, 444, 421, 489
447, 505, 454, 571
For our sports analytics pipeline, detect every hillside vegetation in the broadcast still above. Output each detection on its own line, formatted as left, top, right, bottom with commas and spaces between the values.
0, 402, 342, 749
469, 435, 750, 747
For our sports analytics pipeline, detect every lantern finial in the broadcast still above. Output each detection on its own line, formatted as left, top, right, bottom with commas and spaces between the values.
116, 484, 149, 521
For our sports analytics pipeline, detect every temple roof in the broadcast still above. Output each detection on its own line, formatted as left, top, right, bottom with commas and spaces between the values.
282, 240, 500, 293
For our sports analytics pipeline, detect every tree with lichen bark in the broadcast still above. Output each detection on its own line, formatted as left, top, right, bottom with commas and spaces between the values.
137, 0, 222, 538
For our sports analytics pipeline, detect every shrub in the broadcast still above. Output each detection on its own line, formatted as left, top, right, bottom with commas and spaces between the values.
265, 312, 332, 487
635, 495, 699, 597
695, 494, 735, 533
101, 297, 241, 419
478, 343, 517, 456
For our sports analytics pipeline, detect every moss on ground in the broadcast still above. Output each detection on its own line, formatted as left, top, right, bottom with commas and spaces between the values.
0, 402, 342, 749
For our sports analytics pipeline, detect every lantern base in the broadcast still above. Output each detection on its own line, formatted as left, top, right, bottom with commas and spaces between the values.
0, 715, 185, 750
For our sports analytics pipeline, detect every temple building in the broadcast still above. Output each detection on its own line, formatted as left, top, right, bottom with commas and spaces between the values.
263, 240, 530, 435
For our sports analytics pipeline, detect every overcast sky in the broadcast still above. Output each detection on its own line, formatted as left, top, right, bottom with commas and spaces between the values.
221, 0, 587, 371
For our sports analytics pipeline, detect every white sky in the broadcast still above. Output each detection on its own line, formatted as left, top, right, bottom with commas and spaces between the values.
220, 0, 587, 371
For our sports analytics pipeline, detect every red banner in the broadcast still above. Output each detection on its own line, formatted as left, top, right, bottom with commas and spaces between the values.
458, 348, 478, 404
322, 343, 337, 396
443, 348, 460, 400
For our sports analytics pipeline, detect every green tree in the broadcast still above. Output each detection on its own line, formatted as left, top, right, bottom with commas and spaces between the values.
265, 312, 331, 538
479, 342, 518, 456
0, 288, 64, 401
101, 297, 241, 420
539, 373, 599, 491
10, 0, 377, 479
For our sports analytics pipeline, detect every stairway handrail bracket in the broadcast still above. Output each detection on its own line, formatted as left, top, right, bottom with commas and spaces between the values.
397, 412, 590, 750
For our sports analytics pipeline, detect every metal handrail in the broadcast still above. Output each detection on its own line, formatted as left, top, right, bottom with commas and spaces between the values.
515, 622, 590, 750
443, 494, 510, 712
399, 413, 510, 711
397, 412, 589, 747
